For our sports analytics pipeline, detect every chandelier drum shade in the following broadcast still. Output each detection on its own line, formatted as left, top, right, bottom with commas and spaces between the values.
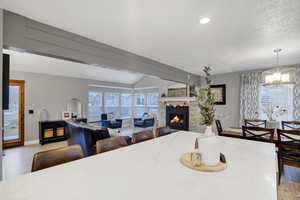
262, 49, 296, 86
262, 67, 296, 86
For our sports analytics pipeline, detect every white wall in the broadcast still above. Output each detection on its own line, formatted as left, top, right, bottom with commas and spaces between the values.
134, 76, 180, 96
10, 70, 132, 142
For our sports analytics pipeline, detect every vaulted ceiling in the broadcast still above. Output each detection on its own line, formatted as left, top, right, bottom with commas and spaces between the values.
1, 0, 300, 75
5, 50, 144, 84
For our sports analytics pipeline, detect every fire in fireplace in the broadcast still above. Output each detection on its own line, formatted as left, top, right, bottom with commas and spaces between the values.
170, 115, 184, 124
166, 106, 189, 130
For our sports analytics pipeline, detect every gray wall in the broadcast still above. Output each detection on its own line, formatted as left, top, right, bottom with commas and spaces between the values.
0, 9, 3, 181
210, 72, 241, 129
3, 10, 200, 84
10, 71, 133, 142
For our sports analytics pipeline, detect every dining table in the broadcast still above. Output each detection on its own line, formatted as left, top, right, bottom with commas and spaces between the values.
0, 131, 277, 200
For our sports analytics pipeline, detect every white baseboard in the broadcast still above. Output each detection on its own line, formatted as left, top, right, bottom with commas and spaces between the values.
24, 140, 39, 145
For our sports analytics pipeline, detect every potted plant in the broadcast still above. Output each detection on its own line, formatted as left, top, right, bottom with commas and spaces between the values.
194, 66, 220, 166
195, 66, 217, 136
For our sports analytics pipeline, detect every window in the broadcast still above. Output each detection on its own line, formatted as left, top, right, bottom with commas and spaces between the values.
147, 93, 159, 106
259, 85, 294, 121
88, 92, 102, 121
147, 93, 160, 116
104, 93, 120, 116
121, 93, 132, 118
134, 93, 160, 117
135, 94, 146, 117
135, 94, 145, 106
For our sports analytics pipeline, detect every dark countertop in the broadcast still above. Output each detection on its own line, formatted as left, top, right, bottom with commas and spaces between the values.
65, 120, 104, 131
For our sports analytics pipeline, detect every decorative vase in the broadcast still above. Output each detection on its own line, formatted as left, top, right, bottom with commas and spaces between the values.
204, 125, 215, 136
200, 137, 220, 166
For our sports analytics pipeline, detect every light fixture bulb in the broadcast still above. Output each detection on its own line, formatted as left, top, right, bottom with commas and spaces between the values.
200, 17, 211, 24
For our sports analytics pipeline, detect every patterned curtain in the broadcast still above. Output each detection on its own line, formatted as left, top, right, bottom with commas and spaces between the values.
293, 66, 300, 121
239, 71, 262, 125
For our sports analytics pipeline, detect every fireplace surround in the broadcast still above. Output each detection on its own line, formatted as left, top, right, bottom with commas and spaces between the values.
166, 106, 189, 130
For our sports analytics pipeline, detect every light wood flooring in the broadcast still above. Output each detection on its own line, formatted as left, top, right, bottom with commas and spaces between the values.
2, 142, 300, 200
3, 141, 67, 180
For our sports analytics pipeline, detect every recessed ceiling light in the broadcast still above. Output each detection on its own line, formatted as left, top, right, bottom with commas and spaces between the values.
200, 17, 211, 24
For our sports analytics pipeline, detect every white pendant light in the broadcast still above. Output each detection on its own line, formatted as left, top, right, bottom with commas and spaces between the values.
262, 49, 295, 86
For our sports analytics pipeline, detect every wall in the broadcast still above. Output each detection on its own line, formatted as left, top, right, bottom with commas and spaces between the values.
10, 70, 132, 142
210, 72, 241, 129
0, 8, 3, 181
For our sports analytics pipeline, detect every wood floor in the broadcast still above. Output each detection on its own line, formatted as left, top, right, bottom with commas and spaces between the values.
3, 142, 300, 199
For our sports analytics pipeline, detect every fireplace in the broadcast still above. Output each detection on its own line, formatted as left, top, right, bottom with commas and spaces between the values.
166, 106, 189, 130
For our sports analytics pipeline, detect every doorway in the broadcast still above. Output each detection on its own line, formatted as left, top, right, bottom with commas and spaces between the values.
3, 80, 25, 148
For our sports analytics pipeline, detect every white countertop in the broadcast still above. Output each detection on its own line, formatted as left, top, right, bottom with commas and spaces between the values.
0, 131, 277, 200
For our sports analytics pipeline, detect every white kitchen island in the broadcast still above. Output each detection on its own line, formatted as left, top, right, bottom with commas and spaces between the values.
0, 131, 277, 200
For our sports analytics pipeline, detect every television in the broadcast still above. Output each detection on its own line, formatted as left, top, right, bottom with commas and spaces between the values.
3, 54, 10, 110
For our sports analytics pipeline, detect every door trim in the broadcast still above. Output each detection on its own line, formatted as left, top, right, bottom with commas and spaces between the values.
3, 80, 25, 148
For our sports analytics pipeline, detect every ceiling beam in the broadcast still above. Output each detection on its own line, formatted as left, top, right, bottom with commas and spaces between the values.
3, 10, 200, 84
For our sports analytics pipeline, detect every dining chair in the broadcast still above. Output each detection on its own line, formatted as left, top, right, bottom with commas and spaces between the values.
132, 130, 154, 143
277, 129, 300, 183
281, 121, 300, 130
96, 137, 123, 154
244, 119, 267, 128
156, 126, 176, 137
215, 120, 224, 135
215, 120, 243, 138
242, 126, 275, 142
114, 136, 130, 147
32, 145, 84, 172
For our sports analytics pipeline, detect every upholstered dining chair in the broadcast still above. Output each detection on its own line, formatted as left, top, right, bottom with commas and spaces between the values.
242, 126, 275, 142
96, 137, 123, 154
132, 130, 154, 143
114, 136, 130, 147
244, 119, 267, 128
281, 121, 300, 130
32, 145, 84, 172
156, 126, 176, 137
277, 129, 300, 183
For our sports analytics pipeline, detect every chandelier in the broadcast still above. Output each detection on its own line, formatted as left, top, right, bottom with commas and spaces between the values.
262, 48, 295, 86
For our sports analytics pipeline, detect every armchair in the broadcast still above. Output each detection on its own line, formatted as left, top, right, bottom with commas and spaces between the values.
101, 113, 123, 129
134, 113, 155, 128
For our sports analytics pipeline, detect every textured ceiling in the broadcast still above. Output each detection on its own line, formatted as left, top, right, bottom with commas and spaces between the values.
4, 50, 144, 84
1, 0, 300, 75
